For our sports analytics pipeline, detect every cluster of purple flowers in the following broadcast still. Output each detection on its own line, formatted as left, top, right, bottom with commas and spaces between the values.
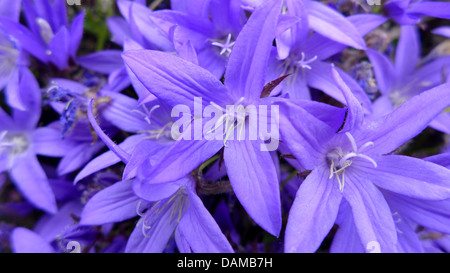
1, 0, 450, 253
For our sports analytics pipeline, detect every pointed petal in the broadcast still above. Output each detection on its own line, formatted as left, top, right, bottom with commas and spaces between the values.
69, 10, 85, 58
48, 27, 70, 70
386, 193, 450, 235
57, 141, 104, 175
177, 183, 234, 253
122, 49, 231, 109
305, 1, 366, 50
31, 127, 74, 157
432, 26, 450, 38
10, 153, 58, 214
408, 1, 450, 20
285, 165, 342, 253
107, 16, 131, 45
358, 83, 450, 155
11, 228, 55, 253
330, 64, 364, 132
366, 49, 395, 95
80, 180, 141, 225
224, 0, 283, 101
224, 140, 281, 236
395, 25, 420, 79
77, 50, 124, 74
343, 173, 397, 253
87, 99, 131, 164
12, 68, 42, 129
356, 155, 450, 200
330, 202, 365, 253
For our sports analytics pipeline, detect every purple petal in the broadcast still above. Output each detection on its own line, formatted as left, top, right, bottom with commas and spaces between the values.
69, 10, 85, 58
177, 184, 234, 253
343, 173, 397, 253
432, 26, 450, 38
10, 153, 58, 214
57, 141, 105, 175
11, 227, 55, 253
34, 201, 83, 242
100, 90, 150, 133
122, 49, 232, 109
386, 193, 450, 235
12, 68, 42, 129
330, 202, 365, 253
358, 83, 450, 155
285, 166, 342, 252
224, 0, 283, 102
330, 64, 364, 132
0, 18, 49, 63
408, 1, 450, 20
48, 27, 70, 70
356, 155, 450, 200
31, 127, 74, 157
80, 180, 141, 225
77, 50, 124, 74
0, 0, 22, 21
395, 25, 420, 79
139, 138, 224, 184
210, 0, 244, 36
366, 49, 395, 95
107, 16, 131, 45
305, 0, 366, 50
224, 139, 281, 236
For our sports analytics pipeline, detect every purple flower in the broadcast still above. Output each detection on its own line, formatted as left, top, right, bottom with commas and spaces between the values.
80, 177, 233, 253
384, 0, 450, 25
0, 0, 85, 70
366, 25, 450, 132
265, 1, 385, 107
282, 66, 450, 252
122, 0, 285, 236
0, 69, 73, 214
148, 0, 247, 79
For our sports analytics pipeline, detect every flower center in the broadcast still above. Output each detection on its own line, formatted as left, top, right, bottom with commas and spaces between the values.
208, 97, 249, 146
326, 132, 377, 192
137, 187, 189, 237
278, 52, 318, 87
211, 33, 236, 57
133, 104, 177, 141
0, 131, 30, 158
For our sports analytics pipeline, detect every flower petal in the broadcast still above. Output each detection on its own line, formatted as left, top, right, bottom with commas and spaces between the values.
177, 183, 234, 253
356, 155, 450, 200
285, 165, 342, 253
224, 0, 283, 102
122, 49, 231, 109
358, 83, 450, 155
224, 139, 281, 236
10, 153, 57, 214
11, 227, 55, 253
80, 180, 141, 225
343, 173, 397, 253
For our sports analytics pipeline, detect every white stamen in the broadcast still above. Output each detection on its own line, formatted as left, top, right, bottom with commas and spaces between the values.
327, 132, 377, 192
295, 52, 318, 70
211, 33, 235, 56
